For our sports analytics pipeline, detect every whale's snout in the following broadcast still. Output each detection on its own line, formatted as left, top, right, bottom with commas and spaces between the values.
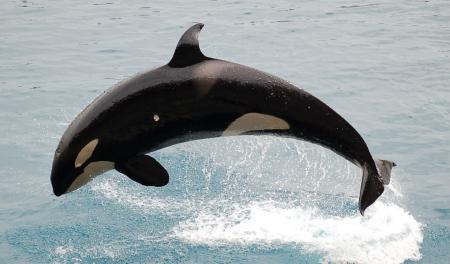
51, 136, 115, 196
50, 139, 83, 196
50, 154, 72, 196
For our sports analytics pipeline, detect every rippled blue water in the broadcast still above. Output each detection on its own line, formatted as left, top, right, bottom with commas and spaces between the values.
1, 1, 449, 263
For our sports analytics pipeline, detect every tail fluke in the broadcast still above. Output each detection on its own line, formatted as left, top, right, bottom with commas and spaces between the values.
359, 159, 396, 215
375, 159, 396, 185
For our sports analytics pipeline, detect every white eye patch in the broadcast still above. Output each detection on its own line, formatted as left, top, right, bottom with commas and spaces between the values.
75, 139, 99, 168
222, 113, 290, 136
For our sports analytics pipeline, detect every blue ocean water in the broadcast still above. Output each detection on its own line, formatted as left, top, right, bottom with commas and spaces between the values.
1, 0, 449, 263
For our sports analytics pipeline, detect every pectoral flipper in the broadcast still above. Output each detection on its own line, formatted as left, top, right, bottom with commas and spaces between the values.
116, 155, 169, 187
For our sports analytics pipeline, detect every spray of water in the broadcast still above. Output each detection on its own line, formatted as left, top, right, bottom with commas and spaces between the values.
89, 136, 423, 263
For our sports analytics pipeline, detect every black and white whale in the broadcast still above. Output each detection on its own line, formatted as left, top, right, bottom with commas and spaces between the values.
50, 23, 395, 215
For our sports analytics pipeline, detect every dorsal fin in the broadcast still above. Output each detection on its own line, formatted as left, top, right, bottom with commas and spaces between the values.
168, 23, 207, 68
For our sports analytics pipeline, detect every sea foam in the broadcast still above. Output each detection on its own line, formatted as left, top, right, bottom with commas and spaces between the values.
173, 200, 423, 264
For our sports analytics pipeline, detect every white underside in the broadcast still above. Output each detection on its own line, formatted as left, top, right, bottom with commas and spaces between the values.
66, 161, 114, 194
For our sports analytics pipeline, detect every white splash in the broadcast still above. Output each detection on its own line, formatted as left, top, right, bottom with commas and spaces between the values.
88, 138, 423, 263
173, 200, 423, 264
54, 246, 73, 256
52, 243, 124, 264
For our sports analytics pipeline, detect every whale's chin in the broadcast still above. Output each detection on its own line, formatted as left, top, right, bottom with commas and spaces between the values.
65, 161, 115, 194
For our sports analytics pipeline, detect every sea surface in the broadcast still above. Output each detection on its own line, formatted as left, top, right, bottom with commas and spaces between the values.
1, 0, 449, 263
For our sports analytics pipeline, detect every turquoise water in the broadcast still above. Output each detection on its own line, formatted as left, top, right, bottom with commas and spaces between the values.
1, 0, 449, 263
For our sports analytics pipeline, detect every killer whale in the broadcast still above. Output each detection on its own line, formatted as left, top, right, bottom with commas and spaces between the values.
50, 23, 395, 215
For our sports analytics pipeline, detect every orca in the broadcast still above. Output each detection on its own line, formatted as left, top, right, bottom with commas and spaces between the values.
50, 23, 395, 215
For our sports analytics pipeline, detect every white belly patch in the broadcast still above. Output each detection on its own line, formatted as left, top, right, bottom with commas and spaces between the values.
222, 113, 290, 136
